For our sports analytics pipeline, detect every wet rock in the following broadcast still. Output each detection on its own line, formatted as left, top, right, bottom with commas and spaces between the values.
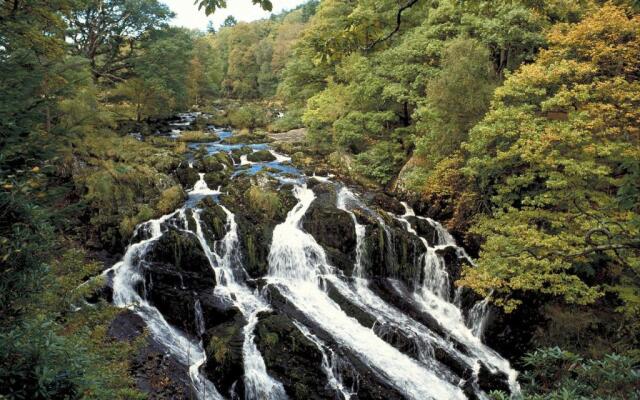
107, 310, 146, 342
477, 363, 511, 394
405, 216, 439, 246
364, 192, 405, 215
255, 312, 336, 399
201, 156, 225, 173
199, 292, 240, 330
223, 178, 296, 278
203, 312, 246, 397
247, 150, 276, 163
196, 198, 228, 249
203, 171, 228, 189
324, 280, 377, 328
147, 230, 213, 287
132, 335, 193, 399
142, 229, 216, 335
108, 308, 193, 399
175, 165, 199, 188
360, 220, 424, 289
264, 285, 407, 400
435, 245, 472, 299
302, 189, 356, 275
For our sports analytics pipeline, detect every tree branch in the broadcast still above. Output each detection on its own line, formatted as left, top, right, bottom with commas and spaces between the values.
365, 0, 421, 51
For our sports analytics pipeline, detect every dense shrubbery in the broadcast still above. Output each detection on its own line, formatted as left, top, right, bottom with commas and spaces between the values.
491, 347, 640, 399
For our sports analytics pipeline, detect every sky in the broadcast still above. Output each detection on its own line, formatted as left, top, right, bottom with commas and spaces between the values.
162, 0, 306, 31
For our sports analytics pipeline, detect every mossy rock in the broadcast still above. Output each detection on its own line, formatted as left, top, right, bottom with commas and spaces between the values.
147, 229, 213, 285
254, 312, 334, 400
203, 312, 246, 396
196, 198, 228, 249
247, 150, 276, 163
175, 165, 199, 187
204, 171, 228, 189
221, 179, 296, 278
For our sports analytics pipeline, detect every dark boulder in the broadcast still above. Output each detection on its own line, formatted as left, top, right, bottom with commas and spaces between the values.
146, 229, 213, 288
222, 178, 296, 279
302, 191, 357, 275
364, 192, 405, 215
405, 216, 439, 247
203, 171, 228, 191
107, 310, 146, 342
141, 229, 216, 336
360, 220, 424, 290
175, 165, 199, 188
255, 312, 336, 399
200, 156, 225, 173
435, 245, 472, 299
477, 363, 511, 394
203, 312, 246, 397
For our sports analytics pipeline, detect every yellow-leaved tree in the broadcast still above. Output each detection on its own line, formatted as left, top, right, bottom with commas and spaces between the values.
459, 3, 640, 320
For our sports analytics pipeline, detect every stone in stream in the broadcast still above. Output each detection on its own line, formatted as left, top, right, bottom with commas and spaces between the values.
141, 229, 216, 336
302, 183, 357, 276
175, 164, 199, 187
247, 149, 276, 163
405, 216, 440, 246
221, 175, 297, 279
203, 311, 247, 398
254, 312, 337, 400
358, 217, 425, 290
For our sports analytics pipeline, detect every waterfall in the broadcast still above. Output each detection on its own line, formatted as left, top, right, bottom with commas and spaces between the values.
109, 209, 223, 400
192, 173, 221, 196
293, 321, 357, 399
336, 188, 520, 395
105, 118, 522, 399
191, 207, 288, 400
267, 185, 467, 400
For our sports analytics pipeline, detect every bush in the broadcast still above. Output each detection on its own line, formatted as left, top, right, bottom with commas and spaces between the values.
269, 108, 304, 132
354, 141, 404, 186
228, 104, 267, 130
491, 347, 640, 399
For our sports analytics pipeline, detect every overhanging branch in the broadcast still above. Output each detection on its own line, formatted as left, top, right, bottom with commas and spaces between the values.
365, 0, 421, 50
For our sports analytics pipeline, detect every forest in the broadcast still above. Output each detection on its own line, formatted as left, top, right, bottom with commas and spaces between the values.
1, 0, 639, 399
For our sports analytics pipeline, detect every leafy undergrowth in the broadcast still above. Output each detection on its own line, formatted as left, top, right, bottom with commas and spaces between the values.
67, 132, 185, 252
0, 189, 147, 399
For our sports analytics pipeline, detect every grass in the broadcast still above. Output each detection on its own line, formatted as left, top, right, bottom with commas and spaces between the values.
176, 130, 213, 142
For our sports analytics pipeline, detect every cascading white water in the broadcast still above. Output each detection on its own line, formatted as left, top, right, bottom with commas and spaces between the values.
467, 297, 490, 339
109, 208, 223, 400
192, 206, 288, 400
337, 188, 520, 395
293, 321, 356, 400
267, 185, 467, 400
397, 202, 451, 299
192, 173, 221, 196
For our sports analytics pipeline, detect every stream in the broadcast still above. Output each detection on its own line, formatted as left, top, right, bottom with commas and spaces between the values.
107, 113, 519, 399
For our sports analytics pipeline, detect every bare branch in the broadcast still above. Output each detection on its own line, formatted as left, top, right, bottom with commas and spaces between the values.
365, 0, 421, 51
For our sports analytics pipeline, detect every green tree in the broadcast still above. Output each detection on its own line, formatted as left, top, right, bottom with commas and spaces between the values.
223, 15, 238, 27
459, 4, 640, 317
66, 0, 173, 82
414, 38, 498, 166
